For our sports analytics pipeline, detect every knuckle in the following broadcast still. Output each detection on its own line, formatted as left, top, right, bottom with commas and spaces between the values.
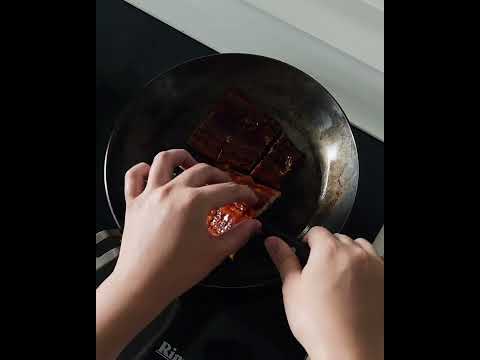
310, 226, 331, 238
337, 233, 352, 241
356, 238, 374, 250
125, 164, 140, 178
194, 162, 211, 172
351, 246, 369, 264
154, 151, 170, 163
322, 236, 337, 255
125, 163, 149, 181
153, 184, 173, 201
178, 148, 190, 157
356, 237, 369, 242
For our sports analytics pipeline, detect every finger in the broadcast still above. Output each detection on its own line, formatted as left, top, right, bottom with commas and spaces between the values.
303, 226, 339, 250
147, 149, 197, 189
355, 238, 379, 257
174, 163, 231, 187
265, 236, 302, 285
199, 182, 257, 209
124, 162, 150, 202
334, 233, 354, 246
217, 219, 262, 256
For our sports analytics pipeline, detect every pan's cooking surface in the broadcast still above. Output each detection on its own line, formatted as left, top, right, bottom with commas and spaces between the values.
105, 53, 358, 288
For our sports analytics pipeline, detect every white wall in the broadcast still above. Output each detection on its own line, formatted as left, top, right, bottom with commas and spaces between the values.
242, 0, 384, 72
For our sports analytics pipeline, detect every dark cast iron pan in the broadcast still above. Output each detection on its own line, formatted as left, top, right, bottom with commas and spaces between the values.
105, 53, 359, 288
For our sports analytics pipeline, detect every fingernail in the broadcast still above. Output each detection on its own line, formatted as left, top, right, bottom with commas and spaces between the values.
264, 237, 279, 255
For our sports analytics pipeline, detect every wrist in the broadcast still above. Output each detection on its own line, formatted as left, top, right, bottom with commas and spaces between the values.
108, 268, 172, 317
96, 270, 174, 359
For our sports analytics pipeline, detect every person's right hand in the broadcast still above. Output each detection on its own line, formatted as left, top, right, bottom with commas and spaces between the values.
96, 149, 261, 360
265, 227, 384, 360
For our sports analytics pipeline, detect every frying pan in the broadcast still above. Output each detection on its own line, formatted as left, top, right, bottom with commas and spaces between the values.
105, 54, 359, 288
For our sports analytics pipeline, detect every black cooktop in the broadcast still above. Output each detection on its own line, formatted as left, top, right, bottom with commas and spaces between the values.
96, 1, 384, 359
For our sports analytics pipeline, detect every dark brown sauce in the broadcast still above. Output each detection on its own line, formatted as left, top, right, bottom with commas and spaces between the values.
250, 133, 305, 189
187, 89, 283, 173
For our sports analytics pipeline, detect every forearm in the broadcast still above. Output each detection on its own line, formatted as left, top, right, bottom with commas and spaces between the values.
96, 272, 171, 360
307, 339, 383, 360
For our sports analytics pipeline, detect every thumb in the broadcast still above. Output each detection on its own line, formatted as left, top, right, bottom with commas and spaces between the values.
265, 236, 301, 285
218, 219, 262, 256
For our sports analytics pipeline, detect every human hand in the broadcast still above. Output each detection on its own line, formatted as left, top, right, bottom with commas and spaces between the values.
265, 227, 384, 360
114, 149, 261, 309
96, 149, 260, 359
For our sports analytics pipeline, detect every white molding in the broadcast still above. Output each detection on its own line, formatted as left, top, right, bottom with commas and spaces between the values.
361, 0, 384, 12
373, 225, 384, 256
242, 0, 384, 73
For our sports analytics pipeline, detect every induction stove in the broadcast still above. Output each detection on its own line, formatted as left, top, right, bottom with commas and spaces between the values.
96, 1, 384, 358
